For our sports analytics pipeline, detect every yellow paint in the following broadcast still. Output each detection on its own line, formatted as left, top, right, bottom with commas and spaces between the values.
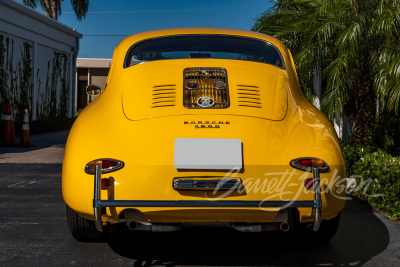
62, 28, 346, 223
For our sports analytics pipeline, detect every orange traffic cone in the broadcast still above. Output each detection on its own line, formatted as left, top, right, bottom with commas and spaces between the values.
1, 101, 16, 146
20, 109, 30, 146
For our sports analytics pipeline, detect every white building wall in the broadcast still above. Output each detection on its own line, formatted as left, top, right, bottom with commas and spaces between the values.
0, 0, 82, 121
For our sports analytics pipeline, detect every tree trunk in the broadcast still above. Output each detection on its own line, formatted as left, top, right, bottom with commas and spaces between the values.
51, 1, 58, 20
344, 97, 361, 143
359, 91, 376, 145
313, 61, 322, 109
43, 0, 58, 20
344, 80, 376, 145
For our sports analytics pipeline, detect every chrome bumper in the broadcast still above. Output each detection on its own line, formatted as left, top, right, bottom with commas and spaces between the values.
92, 164, 322, 232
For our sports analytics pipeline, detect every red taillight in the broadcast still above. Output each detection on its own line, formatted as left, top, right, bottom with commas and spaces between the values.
101, 178, 111, 189
101, 160, 119, 169
297, 158, 312, 168
85, 158, 124, 174
290, 157, 329, 172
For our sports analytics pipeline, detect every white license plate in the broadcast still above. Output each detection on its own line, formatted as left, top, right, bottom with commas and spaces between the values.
174, 138, 242, 170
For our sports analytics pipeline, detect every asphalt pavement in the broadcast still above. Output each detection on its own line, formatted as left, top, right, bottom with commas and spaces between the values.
0, 130, 399, 266
0, 130, 69, 163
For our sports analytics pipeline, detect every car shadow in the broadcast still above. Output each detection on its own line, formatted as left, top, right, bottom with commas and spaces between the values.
106, 196, 390, 266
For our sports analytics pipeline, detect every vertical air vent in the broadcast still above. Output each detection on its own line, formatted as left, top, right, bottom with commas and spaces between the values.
183, 68, 230, 108
152, 85, 176, 108
237, 85, 262, 108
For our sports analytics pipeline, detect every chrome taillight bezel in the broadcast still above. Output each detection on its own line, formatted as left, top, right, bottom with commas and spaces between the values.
290, 157, 329, 173
85, 158, 125, 174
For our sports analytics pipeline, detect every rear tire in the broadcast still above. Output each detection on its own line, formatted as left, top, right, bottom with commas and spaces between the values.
294, 211, 341, 244
66, 205, 107, 242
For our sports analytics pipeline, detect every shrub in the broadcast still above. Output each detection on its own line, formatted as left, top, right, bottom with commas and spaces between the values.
341, 142, 365, 176
342, 143, 400, 221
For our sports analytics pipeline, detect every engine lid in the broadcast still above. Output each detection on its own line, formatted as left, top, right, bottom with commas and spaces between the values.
121, 59, 288, 121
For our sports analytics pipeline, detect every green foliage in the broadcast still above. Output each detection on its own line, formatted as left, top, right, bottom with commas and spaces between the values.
58, 52, 70, 119
342, 142, 400, 221
252, 0, 400, 145
37, 51, 70, 120
23, 0, 89, 21
15, 42, 34, 123
0, 35, 7, 110
375, 109, 400, 156
0, 35, 33, 123
341, 142, 368, 176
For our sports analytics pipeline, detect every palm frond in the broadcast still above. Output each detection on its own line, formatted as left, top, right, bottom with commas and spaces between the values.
70, 0, 89, 21
23, 0, 37, 8
336, 14, 367, 55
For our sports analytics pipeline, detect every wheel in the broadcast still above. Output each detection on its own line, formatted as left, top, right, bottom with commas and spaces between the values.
66, 205, 107, 242
294, 211, 341, 244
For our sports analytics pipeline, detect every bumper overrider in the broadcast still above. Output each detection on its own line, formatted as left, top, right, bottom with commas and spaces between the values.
92, 164, 322, 233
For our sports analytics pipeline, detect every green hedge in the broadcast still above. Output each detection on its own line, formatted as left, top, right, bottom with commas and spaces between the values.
342, 142, 400, 221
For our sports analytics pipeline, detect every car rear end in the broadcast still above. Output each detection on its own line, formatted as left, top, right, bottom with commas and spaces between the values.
62, 28, 346, 240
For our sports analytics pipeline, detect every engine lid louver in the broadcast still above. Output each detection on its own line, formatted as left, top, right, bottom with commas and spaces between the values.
237, 85, 262, 109
152, 85, 176, 108
183, 67, 230, 108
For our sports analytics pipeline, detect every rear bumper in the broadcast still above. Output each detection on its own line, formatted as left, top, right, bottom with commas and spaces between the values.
92, 165, 322, 232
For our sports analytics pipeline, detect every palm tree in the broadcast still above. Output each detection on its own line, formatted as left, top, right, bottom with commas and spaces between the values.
23, 0, 89, 21
252, 0, 400, 145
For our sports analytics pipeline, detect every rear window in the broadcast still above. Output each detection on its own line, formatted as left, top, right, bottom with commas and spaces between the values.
125, 35, 285, 68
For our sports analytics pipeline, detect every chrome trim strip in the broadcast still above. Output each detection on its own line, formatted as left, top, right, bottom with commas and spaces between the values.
173, 178, 241, 190
313, 165, 322, 231
173, 177, 242, 190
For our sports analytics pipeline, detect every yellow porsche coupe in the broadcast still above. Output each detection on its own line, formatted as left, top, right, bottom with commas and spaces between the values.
62, 28, 346, 243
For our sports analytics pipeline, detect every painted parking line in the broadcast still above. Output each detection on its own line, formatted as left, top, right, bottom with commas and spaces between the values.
7, 181, 36, 187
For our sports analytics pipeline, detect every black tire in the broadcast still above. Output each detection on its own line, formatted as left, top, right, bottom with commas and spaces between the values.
294, 211, 341, 244
66, 205, 107, 242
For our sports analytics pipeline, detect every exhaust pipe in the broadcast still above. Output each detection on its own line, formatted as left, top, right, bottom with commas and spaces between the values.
128, 221, 138, 230
231, 223, 262, 232
151, 224, 182, 232
232, 223, 291, 232
127, 221, 181, 232
279, 222, 290, 232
